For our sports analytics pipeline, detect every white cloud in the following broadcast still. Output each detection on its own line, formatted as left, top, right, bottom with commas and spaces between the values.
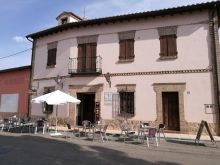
13, 36, 27, 43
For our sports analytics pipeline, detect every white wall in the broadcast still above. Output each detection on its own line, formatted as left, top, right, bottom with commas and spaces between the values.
31, 10, 216, 123
33, 10, 210, 79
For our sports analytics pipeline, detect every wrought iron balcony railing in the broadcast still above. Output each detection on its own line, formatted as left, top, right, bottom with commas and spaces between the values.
68, 56, 102, 75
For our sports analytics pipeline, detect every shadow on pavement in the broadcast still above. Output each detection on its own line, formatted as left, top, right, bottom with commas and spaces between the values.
166, 139, 211, 147
0, 134, 181, 165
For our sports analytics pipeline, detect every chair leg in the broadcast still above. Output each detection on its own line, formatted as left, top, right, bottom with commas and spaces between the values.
101, 133, 104, 142
162, 130, 166, 141
146, 137, 149, 147
34, 126, 37, 134
105, 133, 108, 141
155, 137, 158, 147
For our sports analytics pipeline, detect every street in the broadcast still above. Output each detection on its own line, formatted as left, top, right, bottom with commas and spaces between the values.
0, 133, 219, 165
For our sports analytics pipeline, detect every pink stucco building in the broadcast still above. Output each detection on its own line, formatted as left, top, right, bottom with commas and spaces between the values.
27, 1, 220, 135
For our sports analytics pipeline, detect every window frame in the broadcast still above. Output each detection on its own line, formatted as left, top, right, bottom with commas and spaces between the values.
47, 42, 57, 68
43, 87, 55, 114
119, 91, 135, 116
118, 31, 135, 63
159, 34, 177, 59
158, 26, 177, 60
61, 17, 68, 24
77, 42, 97, 72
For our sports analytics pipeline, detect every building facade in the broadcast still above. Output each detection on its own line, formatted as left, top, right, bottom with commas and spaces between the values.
27, 2, 220, 135
0, 66, 31, 119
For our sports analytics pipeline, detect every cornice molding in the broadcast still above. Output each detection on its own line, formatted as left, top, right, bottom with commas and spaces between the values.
33, 68, 211, 81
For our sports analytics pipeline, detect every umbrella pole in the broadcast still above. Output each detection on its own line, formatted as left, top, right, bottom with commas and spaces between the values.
55, 105, 58, 133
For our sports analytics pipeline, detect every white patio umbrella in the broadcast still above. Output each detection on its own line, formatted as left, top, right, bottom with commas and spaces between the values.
32, 90, 81, 136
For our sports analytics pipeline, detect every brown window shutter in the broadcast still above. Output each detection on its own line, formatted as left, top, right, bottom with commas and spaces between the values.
167, 35, 177, 56
90, 43, 97, 72
47, 48, 57, 66
126, 39, 134, 59
78, 44, 85, 71
119, 40, 126, 60
159, 36, 168, 57
130, 92, 134, 114
86, 44, 92, 71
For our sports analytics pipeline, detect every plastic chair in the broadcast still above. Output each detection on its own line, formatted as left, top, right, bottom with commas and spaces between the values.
157, 123, 166, 141
34, 119, 47, 134
119, 122, 135, 142
138, 122, 149, 140
66, 123, 80, 138
82, 120, 92, 136
145, 128, 158, 147
93, 124, 109, 142
0, 119, 5, 131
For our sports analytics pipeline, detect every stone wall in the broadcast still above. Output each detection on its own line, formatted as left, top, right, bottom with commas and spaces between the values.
102, 119, 218, 135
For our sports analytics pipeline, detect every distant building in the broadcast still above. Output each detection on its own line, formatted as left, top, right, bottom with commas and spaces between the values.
0, 66, 31, 119
27, 1, 220, 135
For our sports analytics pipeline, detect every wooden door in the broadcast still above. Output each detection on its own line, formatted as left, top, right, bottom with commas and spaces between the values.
162, 92, 180, 131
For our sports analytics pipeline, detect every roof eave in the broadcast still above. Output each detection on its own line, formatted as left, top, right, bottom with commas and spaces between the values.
26, 1, 220, 39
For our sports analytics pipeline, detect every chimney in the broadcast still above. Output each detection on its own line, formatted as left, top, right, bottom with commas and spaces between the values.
56, 11, 83, 25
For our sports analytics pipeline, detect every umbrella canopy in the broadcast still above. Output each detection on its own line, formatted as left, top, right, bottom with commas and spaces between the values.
31, 90, 80, 136
32, 90, 81, 105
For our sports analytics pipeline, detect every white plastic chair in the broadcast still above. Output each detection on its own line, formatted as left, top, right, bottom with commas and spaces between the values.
145, 128, 158, 147
93, 124, 109, 142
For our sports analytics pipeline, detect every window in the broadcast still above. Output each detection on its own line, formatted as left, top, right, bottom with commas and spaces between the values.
61, 18, 68, 24
118, 31, 135, 61
158, 26, 177, 59
159, 35, 177, 58
43, 87, 55, 114
77, 35, 98, 72
119, 92, 134, 115
47, 42, 57, 67
119, 39, 134, 60
0, 94, 19, 112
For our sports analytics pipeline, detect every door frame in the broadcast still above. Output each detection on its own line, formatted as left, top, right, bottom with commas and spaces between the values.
69, 84, 103, 126
153, 83, 187, 133
77, 92, 95, 125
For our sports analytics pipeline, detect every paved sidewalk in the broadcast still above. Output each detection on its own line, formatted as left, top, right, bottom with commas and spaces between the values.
57, 126, 220, 142
103, 129, 220, 142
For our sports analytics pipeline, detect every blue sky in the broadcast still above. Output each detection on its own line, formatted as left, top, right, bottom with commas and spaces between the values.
0, 0, 214, 70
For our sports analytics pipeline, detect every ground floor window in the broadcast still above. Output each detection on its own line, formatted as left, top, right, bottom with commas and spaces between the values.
119, 92, 134, 115
43, 87, 55, 114
0, 94, 19, 112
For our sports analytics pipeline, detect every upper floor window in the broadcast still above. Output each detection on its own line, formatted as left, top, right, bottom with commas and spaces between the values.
118, 31, 135, 62
77, 35, 98, 72
61, 17, 68, 24
158, 26, 177, 60
47, 42, 57, 67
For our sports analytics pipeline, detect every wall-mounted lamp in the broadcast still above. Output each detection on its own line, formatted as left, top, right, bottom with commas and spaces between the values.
29, 82, 39, 95
54, 75, 63, 89
104, 72, 111, 88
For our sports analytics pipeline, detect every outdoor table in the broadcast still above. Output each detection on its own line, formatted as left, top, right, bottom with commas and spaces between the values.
21, 122, 35, 133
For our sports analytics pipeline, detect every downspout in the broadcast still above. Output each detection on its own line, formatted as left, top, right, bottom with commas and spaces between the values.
26, 37, 36, 118
209, 6, 220, 135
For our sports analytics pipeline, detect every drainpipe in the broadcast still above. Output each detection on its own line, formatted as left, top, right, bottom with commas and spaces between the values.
209, 6, 220, 135
26, 37, 36, 118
